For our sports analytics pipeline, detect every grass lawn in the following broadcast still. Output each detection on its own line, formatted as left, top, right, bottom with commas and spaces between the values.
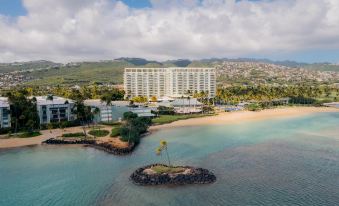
19, 131, 42, 138
151, 165, 186, 174
88, 129, 110, 137
110, 127, 120, 137
152, 114, 215, 125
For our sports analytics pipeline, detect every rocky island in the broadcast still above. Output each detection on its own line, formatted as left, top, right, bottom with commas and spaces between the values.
130, 164, 216, 186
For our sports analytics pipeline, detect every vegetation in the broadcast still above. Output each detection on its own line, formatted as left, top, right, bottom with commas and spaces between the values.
119, 112, 152, 143
246, 103, 262, 111
152, 114, 214, 125
215, 85, 339, 105
110, 127, 120, 137
131, 96, 148, 103
88, 129, 110, 137
6, 89, 40, 133
61, 132, 85, 138
151, 165, 185, 174
19, 131, 41, 138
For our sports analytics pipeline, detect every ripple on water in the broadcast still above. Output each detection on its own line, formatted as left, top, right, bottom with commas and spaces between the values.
1, 112, 339, 206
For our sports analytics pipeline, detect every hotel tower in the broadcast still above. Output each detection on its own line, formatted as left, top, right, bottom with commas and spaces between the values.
124, 68, 216, 98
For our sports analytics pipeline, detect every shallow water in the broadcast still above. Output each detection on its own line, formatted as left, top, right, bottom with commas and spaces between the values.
1, 112, 339, 206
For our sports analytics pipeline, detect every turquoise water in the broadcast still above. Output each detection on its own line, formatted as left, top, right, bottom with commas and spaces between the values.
1, 112, 339, 206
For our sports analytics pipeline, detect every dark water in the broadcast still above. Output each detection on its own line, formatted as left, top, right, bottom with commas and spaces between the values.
1, 112, 339, 206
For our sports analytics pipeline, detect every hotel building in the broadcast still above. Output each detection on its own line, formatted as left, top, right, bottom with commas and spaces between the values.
0, 97, 11, 128
124, 68, 216, 98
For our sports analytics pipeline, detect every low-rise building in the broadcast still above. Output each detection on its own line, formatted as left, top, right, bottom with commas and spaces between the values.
35, 96, 75, 124
158, 98, 203, 114
0, 97, 11, 128
84, 100, 154, 122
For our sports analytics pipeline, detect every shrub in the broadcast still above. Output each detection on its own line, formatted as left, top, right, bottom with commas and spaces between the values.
110, 127, 120, 137
62, 132, 85, 137
40, 120, 81, 130
100, 121, 122, 126
88, 129, 109, 137
157, 106, 175, 115
19, 131, 41, 138
0, 128, 11, 135
119, 112, 152, 143
246, 103, 262, 111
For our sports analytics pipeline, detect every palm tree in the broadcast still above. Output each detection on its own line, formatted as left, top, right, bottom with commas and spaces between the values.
156, 140, 171, 166
93, 107, 100, 129
100, 94, 112, 122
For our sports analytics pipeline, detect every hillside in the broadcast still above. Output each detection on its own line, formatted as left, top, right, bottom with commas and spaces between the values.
26, 61, 131, 86
1, 58, 339, 87
0, 60, 61, 73
303, 63, 339, 72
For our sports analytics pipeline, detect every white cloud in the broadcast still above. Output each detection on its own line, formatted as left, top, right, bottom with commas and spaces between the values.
0, 0, 339, 62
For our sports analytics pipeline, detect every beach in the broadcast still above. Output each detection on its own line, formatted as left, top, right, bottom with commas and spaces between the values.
0, 107, 338, 149
150, 107, 339, 131
0, 126, 112, 149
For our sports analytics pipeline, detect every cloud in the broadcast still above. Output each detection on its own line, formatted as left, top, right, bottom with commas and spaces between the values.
0, 0, 339, 62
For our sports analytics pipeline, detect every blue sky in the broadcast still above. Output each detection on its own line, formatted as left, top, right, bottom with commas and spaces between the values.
0, 0, 338, 63
0, 0, 152, 16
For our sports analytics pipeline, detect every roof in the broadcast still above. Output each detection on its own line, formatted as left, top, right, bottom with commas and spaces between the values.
84, 99, 130, 107
0, 97, 9, 108
34, 96, 73, 106
159, 98, 203, 107
158, 96, 174, 102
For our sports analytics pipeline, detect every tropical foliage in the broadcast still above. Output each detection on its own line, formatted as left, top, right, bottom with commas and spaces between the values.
119, 112, 152, 143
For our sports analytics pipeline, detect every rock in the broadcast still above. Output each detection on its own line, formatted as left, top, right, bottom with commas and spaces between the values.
42, 138, 136, 155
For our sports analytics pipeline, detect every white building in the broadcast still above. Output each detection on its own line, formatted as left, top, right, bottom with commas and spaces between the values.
0, 97, 11, 128
158, 98, 203, 114
35, 96, 75, 124
84, 100, 155, 122
124, 67, 216, 99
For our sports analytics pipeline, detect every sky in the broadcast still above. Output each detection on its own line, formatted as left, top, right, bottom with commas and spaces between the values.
0, 0, 339, 63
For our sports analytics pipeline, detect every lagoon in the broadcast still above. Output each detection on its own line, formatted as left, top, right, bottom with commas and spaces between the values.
1, 112, 339, 206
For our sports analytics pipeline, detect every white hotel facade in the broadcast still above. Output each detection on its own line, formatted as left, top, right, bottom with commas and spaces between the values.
124, 68, 216, 98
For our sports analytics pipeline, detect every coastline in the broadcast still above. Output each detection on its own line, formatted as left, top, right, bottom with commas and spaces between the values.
0, 107, 338, 150
150, 106, 338, 132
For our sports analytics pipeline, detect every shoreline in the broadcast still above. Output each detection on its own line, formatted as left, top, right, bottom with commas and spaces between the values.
0, 107, 338, 150
150, 106, 338, 132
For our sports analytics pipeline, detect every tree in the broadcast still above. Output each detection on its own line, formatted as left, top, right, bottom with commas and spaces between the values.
6, 90, 40, 133
150, 96, 158, 102
120, 112, 151, 144
156, 140, 171, 166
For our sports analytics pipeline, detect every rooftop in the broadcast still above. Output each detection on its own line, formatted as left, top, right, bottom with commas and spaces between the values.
34, 96, 73, 105
84, 99, 130, 107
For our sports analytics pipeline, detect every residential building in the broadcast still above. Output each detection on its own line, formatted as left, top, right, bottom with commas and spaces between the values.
158, 98, 203, 114
84, 100, 154, 122
124, 67, 216, 99
35, 96, 75, 124
0, 97, 11, 128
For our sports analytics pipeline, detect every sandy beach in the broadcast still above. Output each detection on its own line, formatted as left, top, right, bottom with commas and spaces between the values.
0, 126, 112, 149
150, 107, 339, 131
0, 107, 338, 149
